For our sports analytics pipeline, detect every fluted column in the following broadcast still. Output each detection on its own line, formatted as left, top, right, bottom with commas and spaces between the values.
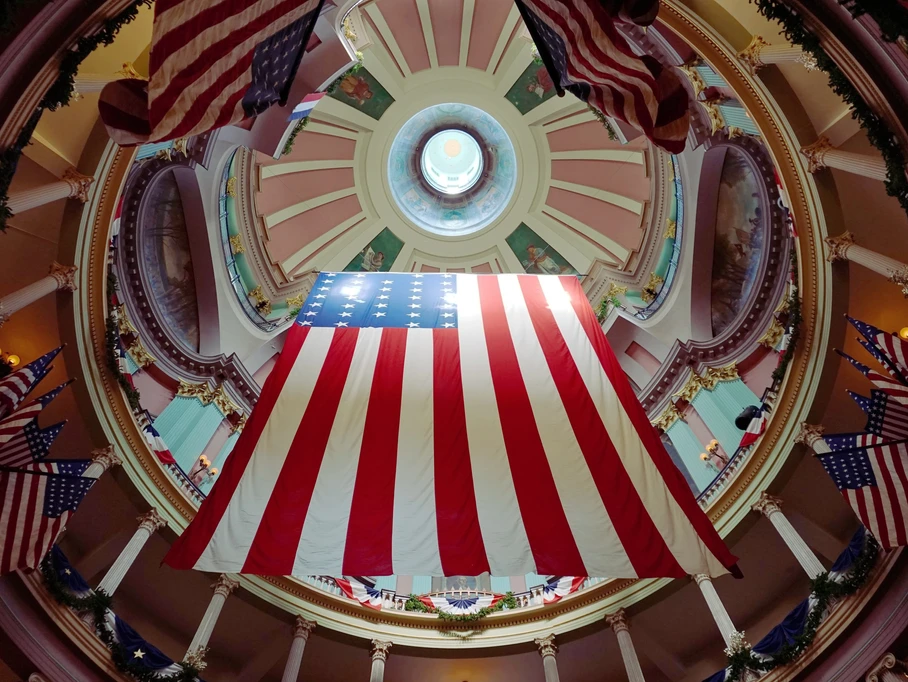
96, 509, 167, 595
186, 574, 239, 660
535, 634, 561, 682
606, 610, 645, 682
73, 62, 141, 94
738, 36, 817, 74
801, 137, 889, 181
369, 640, 391, 682
692, 574, 739, 646
794, 423, 830, 454
6, 168, 94, 215
824, 232, 908, 297
281, 616, 316, 682
0, 262, 78, 327
83, 445, 122, 479
753, 492, 826, 578
866, 652, 907, 682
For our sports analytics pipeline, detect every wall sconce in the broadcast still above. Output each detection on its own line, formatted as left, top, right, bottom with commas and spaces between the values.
900, 327, 908, 341
0, 349, 20, 378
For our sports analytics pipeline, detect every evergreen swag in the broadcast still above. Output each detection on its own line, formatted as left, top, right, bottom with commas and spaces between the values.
751, 0, 908, 218
838, 0, 908, 43
40, 557, 201, 682
404, 592, 518, 623
723, 535, 879, 682
105, 272, 142, 411
0, 0, 151, 232
281, 117, 309, 156
587, 104, 619, 141
771, 248, 801, 384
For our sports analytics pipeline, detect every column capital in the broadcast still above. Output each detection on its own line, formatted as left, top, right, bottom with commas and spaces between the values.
794, 422, 825, 448
752, 491, 783, 517
865, 652, 897, 682
183, 646, 209, 671
293, 615, 316, 640
737, 35, 769, 74
824, 231, 855, 263
605, 608, 629, 633
887, 267, 908, 298
137, 508, 168, 533
534, 634, 558, 658
800, 136, 833, 173
61, 168, 94, 202
370, 639, 392, 662
211, 574, 240, 597
49, 262, 78, 292
90, 445, 121, 472
691, 573, 712, 586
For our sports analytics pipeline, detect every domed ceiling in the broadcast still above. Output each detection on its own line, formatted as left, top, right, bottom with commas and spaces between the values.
243, 0, 663, 292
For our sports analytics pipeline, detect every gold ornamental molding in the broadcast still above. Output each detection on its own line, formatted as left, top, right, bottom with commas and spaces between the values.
652, 403, 683, 431
176, 380, 241, 417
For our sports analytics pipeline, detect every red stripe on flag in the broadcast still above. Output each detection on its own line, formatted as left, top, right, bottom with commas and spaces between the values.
477, 276, 587, 576
165, 325, 310, 570
868, 484, 891, 549
433, 329, 490, 576
874, 445, 907, 545
848, 490, 872, 543
342, 328, 407, 576
1, 472, 26, 574
243, 329, 359, 574
18, 471, 41, 569
561, 276, 739, 572
519, 277, 685, 577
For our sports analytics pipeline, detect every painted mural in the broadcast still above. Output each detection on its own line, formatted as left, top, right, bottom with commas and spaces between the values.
710, 147, 766, 335
506, 62, 557, 114
142, 170, 200, 351
328, 68, 394, 120
343, 227, 405, 272
506, 223, 578, 276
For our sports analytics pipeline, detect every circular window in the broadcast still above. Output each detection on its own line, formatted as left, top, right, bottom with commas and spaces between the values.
420, 129, 484, 195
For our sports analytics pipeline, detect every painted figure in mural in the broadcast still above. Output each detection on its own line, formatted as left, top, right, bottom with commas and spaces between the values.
524, 244, 571, 275
359, 246, 385, 272
339, 74, 374, 105
526, 67, 554, 98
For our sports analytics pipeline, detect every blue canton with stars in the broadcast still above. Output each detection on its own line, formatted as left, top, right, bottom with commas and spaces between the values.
818, 449, 878, 492
42, 470, 94, 518
297, 272, 459, 329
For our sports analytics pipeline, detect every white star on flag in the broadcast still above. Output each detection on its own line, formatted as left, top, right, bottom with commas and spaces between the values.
408, 304, 420, 309
339, 312, 352, 318
310, 302, 322, 307
315, 294, 326, 299
382, 280, 393, 284
380, 287, 392, 292
442, 313, 454, 318
409, 296, 421, 300
411, 288, 422, 293
301, 321, 312, 326
318, 287, 330, 291
407, 313, 420, 318
443, 323, 455, 328
304, 311, 318, 316
407, 322, 420, 327
373, 312, 386, 317
378, 295, 389, 300
335, 322, 348, 327
376, 303, 388, 308
342, 304, 355, 309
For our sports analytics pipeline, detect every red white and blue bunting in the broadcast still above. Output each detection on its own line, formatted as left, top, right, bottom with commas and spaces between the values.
335, 577, 383, 610
417, 593, 505, 616
542, 576, 586, 603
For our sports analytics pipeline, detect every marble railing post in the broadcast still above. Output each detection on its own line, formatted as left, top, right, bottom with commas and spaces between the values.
606, 609, 646, 682
83, 445, 122, 479
752, 492, 826, 578
6, 169, 94, 215
0, 262, 78, 327
866, 652, 907, 682
738, 36, 816, 74
369, 640, 392, 682
825, 232, 908, 297
281, 616, 316, 682
185, 574, 240, 660
96, 509, 167, 595
801, 137, 889, 181
692, 574, 739, 646
535, 634, 561, 682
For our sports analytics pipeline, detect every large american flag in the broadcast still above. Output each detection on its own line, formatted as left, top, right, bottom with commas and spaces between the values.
514, 0, 691, 153
817, 439, 908, 549
866, 390, 908, 441
0, 460, 94, 575
0, 421, 66, 468
0, 347, 61, 419
167, 273, 737, 579
98, 0, 325, 146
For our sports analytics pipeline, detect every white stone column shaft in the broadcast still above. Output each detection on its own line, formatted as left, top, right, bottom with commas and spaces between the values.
759, 44, 807, 64
606, 610, 646, 682
753, 492, 826, 578
0, 262, 78, 327
280, 617, 316, 682
802, 137, 889, 181
186, 574, 239, 657
6, 169, 94, 214
96, 508, 167, 595
535, 635, 561, 682
693, 574, 738, 646
824, 232, 908, 297
369, 640, 391, 682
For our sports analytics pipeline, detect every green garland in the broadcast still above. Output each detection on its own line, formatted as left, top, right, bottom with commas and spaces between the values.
595, 294, 620, 323
752, 0, 908, 218
587, 104, 618, 141
0, 0, 151, 232
771, 248, 801, 384
838, 0, 908, 43
724, 535, 879, 682
404, 592, 518, 623
105, 272, 142, 411
281, 117, 309, 156
41, 557, 200, 682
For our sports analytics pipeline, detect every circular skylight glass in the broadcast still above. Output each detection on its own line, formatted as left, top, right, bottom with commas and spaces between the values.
420, 129, 484, 195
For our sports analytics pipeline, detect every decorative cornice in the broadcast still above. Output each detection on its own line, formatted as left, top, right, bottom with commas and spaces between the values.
534, 633, 558, 658
293, 615, 317, 640
752, 491, 783, 517
605, 609, 629, 633
212, 574, 240, 598
137, 508, 167, 533
370, 639, 392, 661
49, 262, 78, 292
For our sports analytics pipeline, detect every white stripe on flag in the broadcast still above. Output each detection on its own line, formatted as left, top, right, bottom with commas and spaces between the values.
497, 274, 635, 576
456, 275, 534, 575
538, 276, 727, 576
869, 453, 899, 547
294, 328, 382, 574
195, 330, 334, 572
392, 331, 443, 575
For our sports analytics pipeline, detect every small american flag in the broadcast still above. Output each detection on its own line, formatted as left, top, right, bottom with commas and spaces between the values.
99, 0, 325, 145
0, 421, 66, 468
821, 431, 888, 454
817, 439, 908, 549
514, 0, 690, 153
0, 347, 61, 419
849, 316, 908, 379
838, 350, 908, 405
0, 382, 72, 449
167, 273, 737, 579
0, 461, 95, 575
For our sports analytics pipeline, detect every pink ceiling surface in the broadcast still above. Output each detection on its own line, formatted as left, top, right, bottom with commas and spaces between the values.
550, 159, 650, 203
256, 168, 355, 217
546, 186, 644, 254
266, 194, 362, 264
378, 0, 430, 72
471, 262, 493, 273
546, 120, 623, 152
466, 0, 512, 70
256, 133, 356, 165
427, 0, 463, 66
